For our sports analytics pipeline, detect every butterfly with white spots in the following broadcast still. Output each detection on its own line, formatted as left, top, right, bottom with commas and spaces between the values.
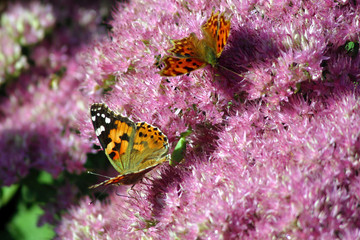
89, 103, 169, 188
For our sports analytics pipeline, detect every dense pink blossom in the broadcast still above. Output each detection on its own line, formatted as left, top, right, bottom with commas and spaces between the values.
56, 0, 359, 239
0, 2, 54, 84
0, 31, 28, 84
1, 2, 55, 45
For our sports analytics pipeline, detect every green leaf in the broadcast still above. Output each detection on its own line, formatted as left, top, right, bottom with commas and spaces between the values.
0, 185, 19, 208
344, 41, 359, 57
345, 41, 355, 52
6, 203, 55, 240
170, 127, 192, 167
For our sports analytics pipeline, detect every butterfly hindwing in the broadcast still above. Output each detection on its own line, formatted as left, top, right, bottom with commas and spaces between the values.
131, 122, 169, 167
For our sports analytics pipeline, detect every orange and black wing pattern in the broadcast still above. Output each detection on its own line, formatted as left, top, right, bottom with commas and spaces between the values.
89, 103, 169, 188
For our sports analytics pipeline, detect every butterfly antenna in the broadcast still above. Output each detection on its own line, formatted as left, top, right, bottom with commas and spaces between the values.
89, 185, 112, 205
115, 191, 131, 198
87, 171, 112, 204
87, 171, 111, 179
217, 64, 245, 80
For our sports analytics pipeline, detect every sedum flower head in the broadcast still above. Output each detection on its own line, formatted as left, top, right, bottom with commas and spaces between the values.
1, 2, 55, 46
0, 29, 28, 84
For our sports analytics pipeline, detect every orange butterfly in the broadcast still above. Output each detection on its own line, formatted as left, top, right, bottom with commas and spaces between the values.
159, 10, 231, 76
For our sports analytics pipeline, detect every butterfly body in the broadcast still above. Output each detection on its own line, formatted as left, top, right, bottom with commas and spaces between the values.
200, 41, 218, 67
89, 103, 169, 188
160, 11, 230, 76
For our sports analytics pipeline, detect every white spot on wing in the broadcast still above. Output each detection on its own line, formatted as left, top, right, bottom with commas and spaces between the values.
101, 114, 105, 118
105, 117, 111, 124
91, 116, 96, 121
97, 113, 100, 116
95, 125, 105, 136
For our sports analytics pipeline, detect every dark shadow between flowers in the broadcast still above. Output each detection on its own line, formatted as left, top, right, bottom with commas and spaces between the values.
300, 42, 360, 100
214, 26, 281, 100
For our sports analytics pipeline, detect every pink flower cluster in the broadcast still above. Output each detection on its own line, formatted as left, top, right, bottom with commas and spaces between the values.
56, 0, 360, 239
0, 2, 54, 84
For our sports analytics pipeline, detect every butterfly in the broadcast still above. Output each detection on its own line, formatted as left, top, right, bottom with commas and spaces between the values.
159, 10, 231, 76
89, 103, 169, 188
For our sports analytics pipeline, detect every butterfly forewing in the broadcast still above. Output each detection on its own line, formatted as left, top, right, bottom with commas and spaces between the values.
216, 13, 231, 56
201, 11, 220, 41
160, 56, 206, 76
90, 103, 136, 173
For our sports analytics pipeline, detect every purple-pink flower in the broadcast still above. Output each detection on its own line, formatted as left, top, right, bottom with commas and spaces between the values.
1, 2, 55, 46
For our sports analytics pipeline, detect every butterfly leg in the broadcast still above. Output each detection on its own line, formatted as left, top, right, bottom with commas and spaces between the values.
115, 191, 131, 198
